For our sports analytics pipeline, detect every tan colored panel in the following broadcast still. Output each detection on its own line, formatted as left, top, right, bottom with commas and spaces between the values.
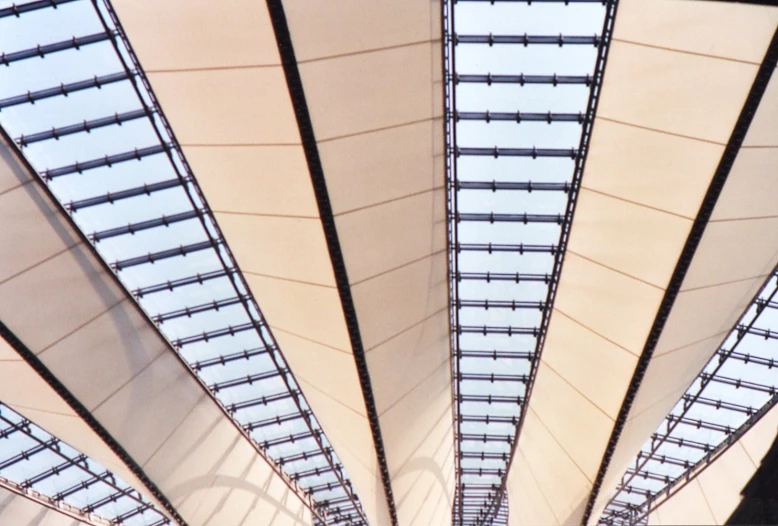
710, 148, 778, 221
185, 146, 318, 218
567, 189, 691, 289
282, 0, 438, 62
37, 300, 167, 411
293, 377, 392, 526
0, 182, 79, 286
367, 308, 449, 417
744, 69, 778, 147
650, 480, 716, 526
382, 359, 454, 526
582, 120, 722, 219
335, 190, 446, 288
552, 253, 663, 354
513, 409, 592, 525
614, 0, 778, 63
318, 120, 443, 216
298, 43, 438, 140
507, 452, 556, 526
597, 41, 756, 144
656, 278, 763, 356
697, 443, 757, 524
541, 311, 637, 419
144, 401, 310, 526
682, 218, 778, 290
111, 0, 279, 70
147, 68, 299, 146
245, 275, 350, 352
739, 401, 778, 462
0, 484, 94, 525
216, 214, 334, 286
272, 331, 364, 416
351, 252, 447, 353
530, 362, 615, 479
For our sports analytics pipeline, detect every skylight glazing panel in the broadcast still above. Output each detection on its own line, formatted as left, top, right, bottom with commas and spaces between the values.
446, 0, 611, 524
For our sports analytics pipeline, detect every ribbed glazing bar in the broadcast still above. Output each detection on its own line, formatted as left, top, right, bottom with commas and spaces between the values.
0, 71, 131, 109
457, 180, 571, 191
445, 0, 613, 522
457, 146, 578, 158
0, 32, 113, 65
0, 0, 367, 522
0, 403, 169, 525
456, 73, 593, 85
600, 272, 778, 525
455, 34, 601, 46
18, 108, 152, 146
456, 111, 585, 123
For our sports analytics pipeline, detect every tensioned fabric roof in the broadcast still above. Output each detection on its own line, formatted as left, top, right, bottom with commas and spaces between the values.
506, 1, 778, 525
0, 129, 310, 524
108, 1, 451, 526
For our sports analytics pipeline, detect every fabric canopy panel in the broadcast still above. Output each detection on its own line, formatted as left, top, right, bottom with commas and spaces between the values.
281, 2, 452, 525
647, 402, 778, 526
506, 1, 778, 525
110, 1, 453, 525
0, 482, 99, 526
0, 131, 311, 525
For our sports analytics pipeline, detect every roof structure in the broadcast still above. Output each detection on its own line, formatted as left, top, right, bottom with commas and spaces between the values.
0, 0, 777, 525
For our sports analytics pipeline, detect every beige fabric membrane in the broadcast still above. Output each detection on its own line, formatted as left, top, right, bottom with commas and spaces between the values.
506, 1, 778, 524
0, 133, 310, 525
111, 1, 452, 525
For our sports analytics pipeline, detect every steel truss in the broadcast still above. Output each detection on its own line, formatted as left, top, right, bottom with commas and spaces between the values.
445, 0, 614, 524
599, 270, 778, 525
0, 0, 365, 523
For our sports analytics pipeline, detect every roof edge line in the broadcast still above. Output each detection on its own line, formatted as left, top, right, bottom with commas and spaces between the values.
582, 24, 778, 526
263, 1, 399, 525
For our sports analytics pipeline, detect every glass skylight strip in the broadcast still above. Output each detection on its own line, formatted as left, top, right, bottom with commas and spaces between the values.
445, 0, 613, 524
0, 0, 366, 522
